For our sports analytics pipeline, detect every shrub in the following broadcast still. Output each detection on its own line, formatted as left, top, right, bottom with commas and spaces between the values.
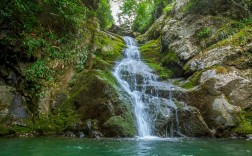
25, 59, 54, 82
196, 28, 212, 39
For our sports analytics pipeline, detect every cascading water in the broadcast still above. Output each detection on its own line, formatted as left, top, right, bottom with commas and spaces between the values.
113, 36, 180, 137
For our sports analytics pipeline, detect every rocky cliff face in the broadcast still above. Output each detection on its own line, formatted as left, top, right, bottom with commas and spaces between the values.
0, 17, 136, 137
137, 0, 252, 137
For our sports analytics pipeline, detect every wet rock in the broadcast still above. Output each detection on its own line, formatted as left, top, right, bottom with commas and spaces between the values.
91, 131, 103, 139
53, 93, 67, 108
212, 94, 240, 128
0, 84, 30, 127
178, 106, 213, 137
187, 67, 251, 136
9, 95, 29, 119
247, 134, 252, 140
136, 0, 252, 137
136, 15, 166, 43
64, 131, 76, 138
0, 66, 19, 85
66, 70, 136, 137
161, 14, 203, 63
79, 132, 85, 138
187, 46, 243, 72
37, 89, 52, 115
103, 116, 135, 137
0, 85, 15, 121
37, 90, 68, 115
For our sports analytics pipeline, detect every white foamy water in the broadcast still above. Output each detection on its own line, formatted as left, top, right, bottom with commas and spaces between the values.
113, 37, 179, 137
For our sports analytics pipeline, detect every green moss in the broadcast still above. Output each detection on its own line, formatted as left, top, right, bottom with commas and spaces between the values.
181, 81, 195, 89
139, 39, 173, 79
182, 63, 190, 74
103, 115, 136, 137
181, 70, 204, 89
93, 56, 112, 69
136, 14, 167, 43
196, 28, 212, 39
65, 69, 118, 106
232, 111, 252, 135
94, 31, 125, 65
0, 124, 35, 136
147, 62, 173, 79
0, 125, 9, 135
174, 100, 184, 109
181, 65, 233, 89
94, 69, 119, 89
204, 20, 239, 47
27, 103, 81, 135
139, 39, 181, 79
140, 39, 161, 60
209, 25, 252, 50
163, 2, 175, 14
0, 103, 80, 136
161, 51, 179, 64
64, 69, 136, 137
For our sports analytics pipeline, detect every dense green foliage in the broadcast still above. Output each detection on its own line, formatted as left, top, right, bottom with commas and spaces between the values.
0, 0, 125, 136
186, 0, 252, 18
120, 0, 175, 33
0, 0, 114, 94
96, 0, 114, 29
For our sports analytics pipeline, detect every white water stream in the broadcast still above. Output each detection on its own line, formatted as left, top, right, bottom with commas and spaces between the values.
113, 37, 178, 137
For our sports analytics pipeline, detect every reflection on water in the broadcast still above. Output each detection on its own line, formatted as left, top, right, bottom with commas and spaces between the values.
0, 137, 251, 156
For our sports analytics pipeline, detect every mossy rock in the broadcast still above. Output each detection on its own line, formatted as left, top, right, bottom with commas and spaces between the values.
103, 115, 136, 137
0, 125, 10, 136
208, 25, 252, 50
180, 70, 204, 89
136, 15, 166, 44
232, 109, 252, 135
139, 39, 173, 79
65, 69, 136, 137
139, 39, 161, 61
93, 31, 125, 66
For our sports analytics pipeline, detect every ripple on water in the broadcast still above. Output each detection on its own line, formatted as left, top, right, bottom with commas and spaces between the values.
0, 137, 252, 156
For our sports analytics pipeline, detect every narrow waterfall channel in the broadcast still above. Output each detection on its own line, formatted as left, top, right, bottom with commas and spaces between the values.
113, 37, 181, 137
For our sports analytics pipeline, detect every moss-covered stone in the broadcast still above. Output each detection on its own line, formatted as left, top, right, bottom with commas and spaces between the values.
161, 51, 179, 65
139, 39, 161, 61
209, 25, 252, 50
65, 69, 136, 137
93, 31, 125, 66
232, 109, 252, 135
139, 39, 174, 79
0, 125, 9, 136
136, 15, 166, 44
181, 70, 204, 89
103, 115, 136, 137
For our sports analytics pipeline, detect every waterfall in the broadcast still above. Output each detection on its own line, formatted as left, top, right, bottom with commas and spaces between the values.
113, 36, 180, 137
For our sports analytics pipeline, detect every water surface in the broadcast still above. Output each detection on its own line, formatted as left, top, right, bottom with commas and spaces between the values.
0, 137, 251, 156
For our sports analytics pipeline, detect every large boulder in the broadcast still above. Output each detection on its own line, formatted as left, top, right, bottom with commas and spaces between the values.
66, 70, 136, 137
187, 67, 251, 136
178, 106, 213, 137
